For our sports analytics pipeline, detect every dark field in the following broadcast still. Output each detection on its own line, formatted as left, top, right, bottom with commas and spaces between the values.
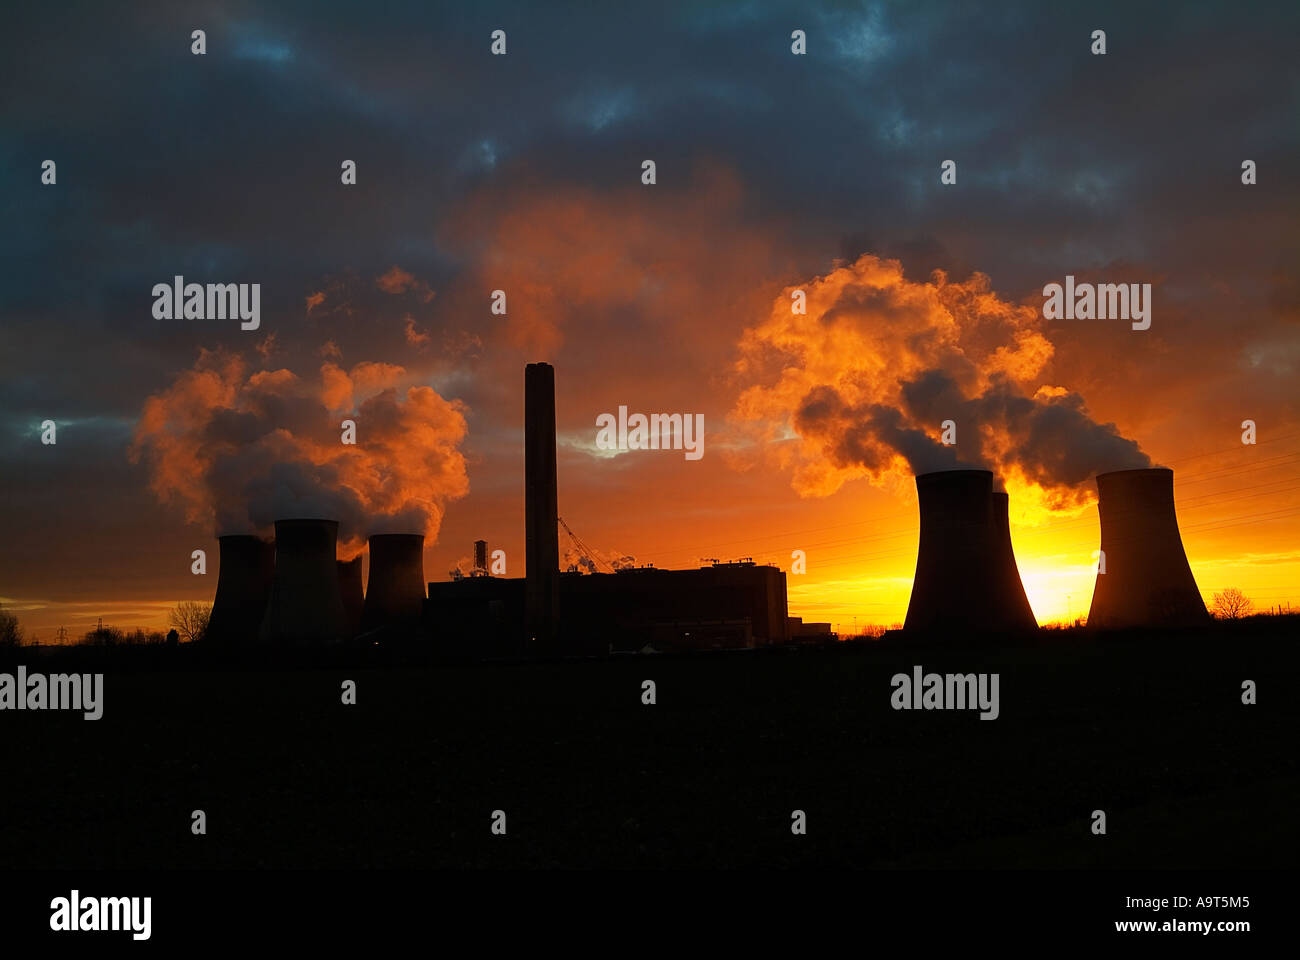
1, 621, 1296, 870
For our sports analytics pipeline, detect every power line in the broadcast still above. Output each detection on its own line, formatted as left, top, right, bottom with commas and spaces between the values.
1170, 452, 1300, 486
608, 433, 1300, 576
662, 473, 1300, 565
772, 505, 1300, 575
645, 445, 1300, 562
654, 481, 1300, 571
1156, 431, 1300, 466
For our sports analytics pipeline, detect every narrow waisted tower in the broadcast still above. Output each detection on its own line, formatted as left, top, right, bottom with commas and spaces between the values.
258, 519, 348, 646
1088, 468, 1208, 629
903, 470, 1037, 634
361, 534, 425, 633
208, 535, 275, 646
337, 556, 364, 639
524, 362, 560, 651
990, 492, 1039, 631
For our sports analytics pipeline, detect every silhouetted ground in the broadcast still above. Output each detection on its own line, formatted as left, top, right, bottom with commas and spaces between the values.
0, 618, 1295, 869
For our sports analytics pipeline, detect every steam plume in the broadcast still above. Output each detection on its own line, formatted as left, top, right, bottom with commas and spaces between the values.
131, 349, 469, 555
733, 255, 1150, 504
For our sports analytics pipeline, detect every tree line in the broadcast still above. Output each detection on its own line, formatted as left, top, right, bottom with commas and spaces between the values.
0, 601, 211, 646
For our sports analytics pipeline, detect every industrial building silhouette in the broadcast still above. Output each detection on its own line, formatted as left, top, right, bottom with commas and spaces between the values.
431, 362, 792, 656
207, 363, 1210, 652
206, 362, 793, 654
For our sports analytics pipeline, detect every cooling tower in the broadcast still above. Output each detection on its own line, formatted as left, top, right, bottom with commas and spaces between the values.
990, 492, 1039, 631
1087, 468, 1209, 629
903, 470, 1037, 635
207, 535, 275, 646
337, 556, 364, 639
258, 518, 348, 646
525, 362, 560, 649
361, 534, 426, 633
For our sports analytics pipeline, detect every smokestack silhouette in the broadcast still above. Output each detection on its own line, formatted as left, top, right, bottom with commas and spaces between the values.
474, 539, 488, 573
990, 492, 1039, 631
1088, 468, 1209, 629
337, 557, 364, 639
525, 362, 560, 650
361, 534, 425, 633
208, 535, 274, 646
259, 518, 348, 645
904, 470, 1037, 634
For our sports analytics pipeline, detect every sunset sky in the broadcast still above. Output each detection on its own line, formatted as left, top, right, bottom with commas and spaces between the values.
2, 1, 1297, 640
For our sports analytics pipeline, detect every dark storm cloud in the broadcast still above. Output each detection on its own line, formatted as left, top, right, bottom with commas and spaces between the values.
0, 0, 1296, 609
3, 1, 1295, 343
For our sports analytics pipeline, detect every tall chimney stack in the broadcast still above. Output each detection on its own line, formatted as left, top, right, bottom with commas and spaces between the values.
208, 535, 275, 646
474, 539, 488, 573
1088, 468, 1208, 629
361, 533, 426, 633
259, 519, 348, 646
525, 362, 560, 650
337, 556, 364, 639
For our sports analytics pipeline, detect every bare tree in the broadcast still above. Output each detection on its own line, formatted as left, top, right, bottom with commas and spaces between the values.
1211, 588, 1254, 621
0, 603, 22, 647
81, 624, 124, 646
168, 601, 212, 644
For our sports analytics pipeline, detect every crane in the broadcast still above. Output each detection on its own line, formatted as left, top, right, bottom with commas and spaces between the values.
558, 516, 615, 573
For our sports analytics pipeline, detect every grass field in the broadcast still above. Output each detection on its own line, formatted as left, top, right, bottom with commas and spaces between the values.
1, 619, 1295, 869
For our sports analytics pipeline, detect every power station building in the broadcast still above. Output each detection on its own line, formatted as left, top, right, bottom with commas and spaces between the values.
208, 366, 1212, 652
208, 361, 789, 656
429, 560, 789, 657
423, 361, 790, 656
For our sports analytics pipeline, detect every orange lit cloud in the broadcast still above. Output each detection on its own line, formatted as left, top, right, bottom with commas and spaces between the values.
255, 332, 278, 360
731, 255, 1149, 511
130, 349, 469, 555
376, 266, 415, 293
376, 266, 435, 302
404, 315, 431, 349
439, 164, 779, 363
